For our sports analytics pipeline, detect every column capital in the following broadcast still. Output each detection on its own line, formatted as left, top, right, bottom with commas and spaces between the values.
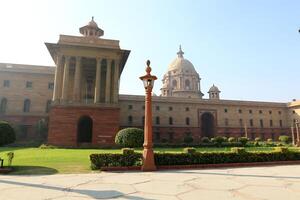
76, 56, 82, 62
64, 55, 71, 61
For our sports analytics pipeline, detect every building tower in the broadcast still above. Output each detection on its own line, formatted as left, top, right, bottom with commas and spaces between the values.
208, 84, 221, 100
160, 46, 203, 98
45, 18, 130, 147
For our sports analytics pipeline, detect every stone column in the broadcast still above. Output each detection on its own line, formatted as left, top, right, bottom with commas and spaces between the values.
105, 59, 112, 103
53, 54, 63, 102
62, 56, 71, 102
73, 56, 82, 102
94, 57, 102, 103
113, 60, 120, 103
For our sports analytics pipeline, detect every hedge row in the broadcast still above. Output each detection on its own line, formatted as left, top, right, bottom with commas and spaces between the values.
90, 149, 300, 170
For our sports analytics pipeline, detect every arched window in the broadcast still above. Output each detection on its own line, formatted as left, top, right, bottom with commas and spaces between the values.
156, 116, 160, 125
186, 117, 190, 125
172, 80, 177, 89
23, 99, 31, 113
0, 98, 7, 114
169, 117, 173, 125
46, 100, 51, 113
128, 116, 133, 124
185, 79, 190, 89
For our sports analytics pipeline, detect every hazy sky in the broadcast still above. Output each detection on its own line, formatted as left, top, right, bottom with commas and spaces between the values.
0, 0, 299, 102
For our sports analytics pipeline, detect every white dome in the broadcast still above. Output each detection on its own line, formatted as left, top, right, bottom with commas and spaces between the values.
167, 46, 197, 74
209, 84, 220, 92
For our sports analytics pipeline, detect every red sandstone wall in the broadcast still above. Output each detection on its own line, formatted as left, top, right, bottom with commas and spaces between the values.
48, 106, 120, 147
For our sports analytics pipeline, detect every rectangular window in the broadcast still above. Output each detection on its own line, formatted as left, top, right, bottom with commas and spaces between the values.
278, 111, 281, 115
154, 132, 160, 141
279, 120, 283, 127
259, 110, 263, 114
224, 108, 228, 113
128, 105, 133, 110
169, 117, 173, 125
26, 81, 32, 88
225, 118, 229, 126
3, 80, 10, 87
269, 110, 272, 114
260, 119, 264, 128
156, 106, 160, 111
169, 106, 173, 111
270, 120, 273, 127
238, 109, 242, 114
156, 117, 160, 125
185, 107, 189, 111
48, 82, 54, 90
250, 119, 253, 127
239, 119, 243, 127
249, 110, 252, 114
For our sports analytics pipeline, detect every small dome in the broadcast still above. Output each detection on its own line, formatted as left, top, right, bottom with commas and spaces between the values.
88, 17, 98, 28
167, 46, 197, 74
208, 84, 220, 92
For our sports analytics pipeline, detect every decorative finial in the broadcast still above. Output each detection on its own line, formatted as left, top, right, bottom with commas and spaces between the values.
177, 45, 184, 58
92, 16, 94, 21
146, 60, 152, 75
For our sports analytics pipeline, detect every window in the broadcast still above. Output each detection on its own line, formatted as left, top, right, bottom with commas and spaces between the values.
185, 107, 189, 111
128, 116, 133, 124
169, 117, 173, 125
278, 111, 281, 115
48, 82, 54, 90
154, 132, 160, 141
225, 118, 229, 126
270, 120, 273, 127
238, 109, 242, 114
3, 80, 10, 87
23, 99, 31, 112
0, 98, 7, 114
293, 110, 296, 114
26, 81, 32, 88
224, 108, 228, 113
249, 110, 252, 114
260, 119, 264, 128
259, 110, 263, 114
185, 79, 190, 90
239, 119, 243, 127
169, 106, 173, 111
156, 106, 160, 111
250, 119, 253, 127
279, 120, 283, 127
271, 133, 275, 140
269, 110, 272, 114
46, 100, 51, 113
250, 132, 255, 140
128, 105, 133, 110
186, 117, 190, 125
168, 132, 174, 142
155, 116, 160, 125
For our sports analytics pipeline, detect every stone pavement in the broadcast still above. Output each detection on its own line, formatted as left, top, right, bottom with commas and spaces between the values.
0, 165, 300, 200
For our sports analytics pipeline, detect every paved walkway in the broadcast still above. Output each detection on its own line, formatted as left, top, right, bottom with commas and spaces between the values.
0, 165, 300, 200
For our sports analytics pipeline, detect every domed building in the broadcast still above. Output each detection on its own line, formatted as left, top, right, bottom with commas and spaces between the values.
161, 46, 203, 98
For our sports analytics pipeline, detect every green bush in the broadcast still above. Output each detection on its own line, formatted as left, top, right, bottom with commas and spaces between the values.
267, 138, 273, 143
255, 137, 261, 142
90, 153, 142, 170
231, 147, 246, 154
183, 135, 193, 144
201, 137, 210, 143
214, 136, 225, 146
0, 121, 16, 146
115, 128, 144, 148
183, 147, 196, 154
274, 147, 289, 153
278, 135, 291, 144
228, 137, 236, 143
238, 137, 249, 146
122, 148, 134, 155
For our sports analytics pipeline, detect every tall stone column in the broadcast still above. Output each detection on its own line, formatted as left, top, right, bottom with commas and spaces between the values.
62, 56, 71, 102
94, 57, 102, 103
73, 56, 82, 102
53, 54, 63, 102
105, 59, 112, 103
113, 60, 120, 103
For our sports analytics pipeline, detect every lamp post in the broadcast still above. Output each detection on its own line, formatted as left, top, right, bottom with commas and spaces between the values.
140, 60, 157, 171
295, 119, 300, 146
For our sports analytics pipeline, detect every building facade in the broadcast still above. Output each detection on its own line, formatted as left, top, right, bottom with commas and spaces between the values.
0, 18, 299, 146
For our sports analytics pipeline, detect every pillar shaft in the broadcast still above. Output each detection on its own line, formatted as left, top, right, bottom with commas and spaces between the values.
94, 57, 102, 103
53, 54, 63, 101
73, 56, 82, 102
62, 56, 70, 101
113, 60, 120, 103
105, 59, 112, 103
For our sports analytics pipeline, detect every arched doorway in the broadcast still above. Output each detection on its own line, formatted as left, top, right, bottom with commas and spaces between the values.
77, 116, 93, 143
201, 112, 215, 138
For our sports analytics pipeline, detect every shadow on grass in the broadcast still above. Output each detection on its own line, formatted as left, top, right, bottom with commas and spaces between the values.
8, 166, 58, 175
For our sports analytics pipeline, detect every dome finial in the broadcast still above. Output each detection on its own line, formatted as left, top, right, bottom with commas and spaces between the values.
177, 45, 184, 58
92, 16, 94, 21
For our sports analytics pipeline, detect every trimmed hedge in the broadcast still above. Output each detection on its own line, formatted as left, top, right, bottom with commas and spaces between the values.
115, 128, 144, 148
90, 149, 300, 170
0, 121, 16, 146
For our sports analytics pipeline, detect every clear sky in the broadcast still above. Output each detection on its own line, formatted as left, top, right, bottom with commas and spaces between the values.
0, 0, 299, 102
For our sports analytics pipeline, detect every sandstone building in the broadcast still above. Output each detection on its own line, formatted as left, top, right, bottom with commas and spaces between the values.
0, 18, 299, 146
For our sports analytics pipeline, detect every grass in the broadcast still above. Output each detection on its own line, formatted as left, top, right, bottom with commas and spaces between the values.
0, 146, 299, 175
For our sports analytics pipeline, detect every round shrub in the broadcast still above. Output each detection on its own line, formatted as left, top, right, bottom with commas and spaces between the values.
183, 135, 194, 144
115, 128, 144, 148
278, 135, 291, 144
0, 121, 16, 146
231, 147, 246, 154
267, 138, 273, 143
238, 137, 249, 146
201, 137, 210, 143
228, 137, 236, 143
255, 137, 261, 142
214, 136, 225, 146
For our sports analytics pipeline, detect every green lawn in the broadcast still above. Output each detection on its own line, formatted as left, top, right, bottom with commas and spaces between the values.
0, 147, 298, 175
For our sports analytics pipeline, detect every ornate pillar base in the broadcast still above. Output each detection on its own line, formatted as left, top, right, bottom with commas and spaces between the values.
141, 148, 156, 171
